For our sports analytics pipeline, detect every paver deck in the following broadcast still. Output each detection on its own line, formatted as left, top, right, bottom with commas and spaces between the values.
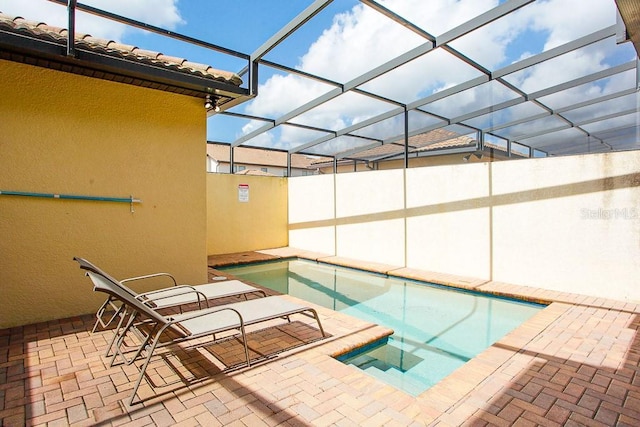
2, 247, 639, 426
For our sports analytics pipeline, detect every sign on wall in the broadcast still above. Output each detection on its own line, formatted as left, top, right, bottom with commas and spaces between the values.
238, 184, 249, 202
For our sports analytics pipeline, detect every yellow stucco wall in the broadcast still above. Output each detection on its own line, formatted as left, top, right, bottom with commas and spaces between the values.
206, 173, 288, 254
0, 60, 208, 328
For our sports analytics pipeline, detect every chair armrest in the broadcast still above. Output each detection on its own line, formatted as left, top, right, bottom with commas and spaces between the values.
137, 286, 208, 306
121, 273, 178, 287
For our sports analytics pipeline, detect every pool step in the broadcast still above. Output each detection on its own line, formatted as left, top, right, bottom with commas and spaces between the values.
360, 362, 424, 396
346, 343, 427, 396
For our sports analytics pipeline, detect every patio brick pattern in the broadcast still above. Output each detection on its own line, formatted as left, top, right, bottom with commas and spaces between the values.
1, 248, 639, 425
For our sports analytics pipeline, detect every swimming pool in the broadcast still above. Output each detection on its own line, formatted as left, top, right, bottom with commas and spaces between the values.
221, 259, 543, 396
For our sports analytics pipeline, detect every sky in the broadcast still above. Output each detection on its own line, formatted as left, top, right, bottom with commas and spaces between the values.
1, 0, 636, 154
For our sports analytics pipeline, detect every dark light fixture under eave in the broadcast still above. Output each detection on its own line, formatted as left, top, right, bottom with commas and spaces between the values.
204, 94, 220, 112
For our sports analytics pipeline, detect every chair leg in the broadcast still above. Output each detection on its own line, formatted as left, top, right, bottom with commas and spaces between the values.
239, 324, 250, 368
104, 305, 128, 357
128, 330, 163, 406
111, 313, 155, 368
92, 297, 121, 333
310, 309, 326, 337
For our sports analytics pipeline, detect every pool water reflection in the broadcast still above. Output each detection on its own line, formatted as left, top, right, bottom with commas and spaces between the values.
221, 259, 543, 396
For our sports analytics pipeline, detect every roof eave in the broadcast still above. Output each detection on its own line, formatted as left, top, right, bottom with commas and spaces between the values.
0, 30, 250, 105
616, 0, 640, 56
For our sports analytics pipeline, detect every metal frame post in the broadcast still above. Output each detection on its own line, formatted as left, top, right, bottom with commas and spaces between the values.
404, 108, 409, 169
67, 0, 77, 57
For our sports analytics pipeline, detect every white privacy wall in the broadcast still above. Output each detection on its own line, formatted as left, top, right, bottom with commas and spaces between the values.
405, 163, 491, 279
288, 151, 640, 301
491, 151, 640, 300
288, 174, 336, 255
335, 169, 406, 266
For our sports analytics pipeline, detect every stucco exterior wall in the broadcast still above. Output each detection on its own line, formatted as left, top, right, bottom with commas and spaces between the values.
288, 152, 640, 301
335, 170, 406, 266
405, 163, 491, 279
0, 60, 208, 328
206, 173, 288, 254
491, 151, 640, 299
288, 174, 336, 255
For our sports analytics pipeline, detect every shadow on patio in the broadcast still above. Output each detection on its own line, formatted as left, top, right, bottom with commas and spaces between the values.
2, 262, 640, 425
0, 312, 329, 425
424, 303, 640, 426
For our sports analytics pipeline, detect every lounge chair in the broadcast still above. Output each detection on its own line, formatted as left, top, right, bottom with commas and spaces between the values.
90, 262, 266, 333
74, 257, 326, 405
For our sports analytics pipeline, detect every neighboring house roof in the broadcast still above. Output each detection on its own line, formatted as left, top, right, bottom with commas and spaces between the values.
207, 143, 328, 170
0, 11, 245, 104
357, 129, 476, 160
311, 129, 478, 167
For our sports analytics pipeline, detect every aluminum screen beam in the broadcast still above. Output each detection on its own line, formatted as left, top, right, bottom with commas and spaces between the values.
361, 0, 435, 41
554, 88, 639, 114
407, 76, 490, 111
66, 0, 76, 57
250, 0, 334, 63
289, 107, 405, 154
452, 97, 526, 124
50, 0, 249, 60
233, 0, 534, 151
259, 58, 406, 108
436, 0, 535, 46
233, 40, 434, 147
493, 25, 618, 79
527, 61, 637, 99
514, 108, 637, 146
222, 0, 638, 159
231, 0, 608, 155
307, 59, 635, 158
576, 107, 639, 127
412, 61, 638, 143
486, 88, 638, 136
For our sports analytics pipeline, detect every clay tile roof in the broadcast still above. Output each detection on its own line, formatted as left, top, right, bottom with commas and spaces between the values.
309, 129, 477, 166
105, 41, 136, 53
36, 23, 67, 36
0, 11, 242, 87
156, 53, 185, 64
130, 47, 162, 59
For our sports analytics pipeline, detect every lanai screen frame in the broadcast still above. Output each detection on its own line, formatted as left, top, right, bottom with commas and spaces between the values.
222, 0, 640, 175
45, 0, 640, 175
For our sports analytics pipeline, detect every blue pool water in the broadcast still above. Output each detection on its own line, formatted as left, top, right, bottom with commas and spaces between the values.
221, 259, 543, 396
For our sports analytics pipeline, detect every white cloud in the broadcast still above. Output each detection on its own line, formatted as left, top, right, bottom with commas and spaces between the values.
240, 0, 626, 153
380, 0, 499, 37
5, 0, 627, 152
242, 0, 519, 148
246, 74, 333, 118
298, 3, 424, 82
244, 0, 431, 139
526, 0, 615, 49
0, 0, 183, 41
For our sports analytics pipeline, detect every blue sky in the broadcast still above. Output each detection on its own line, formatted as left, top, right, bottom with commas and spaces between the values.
1, 0, 635, 152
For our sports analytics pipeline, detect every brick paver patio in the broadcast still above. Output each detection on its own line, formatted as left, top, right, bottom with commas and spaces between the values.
2, 248, 639, 426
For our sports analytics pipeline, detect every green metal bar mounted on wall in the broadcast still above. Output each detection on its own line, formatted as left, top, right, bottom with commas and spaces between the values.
0, 190, 142, 212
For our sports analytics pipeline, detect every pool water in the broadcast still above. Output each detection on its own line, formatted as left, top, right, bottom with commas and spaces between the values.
221, 259, 543, 396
